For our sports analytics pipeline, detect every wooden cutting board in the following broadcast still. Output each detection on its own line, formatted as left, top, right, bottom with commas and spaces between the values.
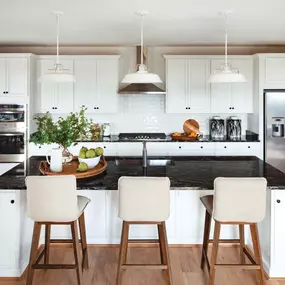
183, 119, 200, 135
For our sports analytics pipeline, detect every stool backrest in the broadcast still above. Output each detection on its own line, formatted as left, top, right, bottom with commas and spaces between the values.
213, 177, 267, 223
26, 176, 78, 222
118, 176, 170, 222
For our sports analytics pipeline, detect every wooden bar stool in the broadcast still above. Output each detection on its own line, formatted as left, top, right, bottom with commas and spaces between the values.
25, 176, 90, 285
200, 177, 267, 285
116, 176, 172, 285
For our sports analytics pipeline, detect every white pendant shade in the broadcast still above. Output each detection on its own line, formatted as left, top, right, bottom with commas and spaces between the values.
122, 65, 162, 84
209, 11, 246, 84
38, 12, 75, 83
38, 64, 75, 83
209, 65, 246, 83
121, 12, 162, 85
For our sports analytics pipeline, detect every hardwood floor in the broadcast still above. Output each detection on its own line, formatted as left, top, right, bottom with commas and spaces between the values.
1, 246, 285, 285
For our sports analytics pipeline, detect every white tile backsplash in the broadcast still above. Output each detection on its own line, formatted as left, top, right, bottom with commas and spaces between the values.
71, 94, 248, 135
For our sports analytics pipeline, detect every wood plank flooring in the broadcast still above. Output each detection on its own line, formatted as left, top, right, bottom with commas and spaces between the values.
1, 246, 285, 285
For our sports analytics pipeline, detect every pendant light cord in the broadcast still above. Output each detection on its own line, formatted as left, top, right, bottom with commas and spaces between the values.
56, 13, 60, 65
224, 13, 228, 68
140, 14, 144, 66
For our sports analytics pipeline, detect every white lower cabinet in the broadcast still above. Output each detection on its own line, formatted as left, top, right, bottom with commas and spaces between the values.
0, 191, 19, 269
214, 142, 261, 157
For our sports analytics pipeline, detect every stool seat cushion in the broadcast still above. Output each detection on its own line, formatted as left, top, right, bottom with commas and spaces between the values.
212, 177, 267, 223
77, 195, 91, 217
118, 177, 170, 222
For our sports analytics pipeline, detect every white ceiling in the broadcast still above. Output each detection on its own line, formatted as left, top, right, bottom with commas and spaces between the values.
1, 0, 285, 46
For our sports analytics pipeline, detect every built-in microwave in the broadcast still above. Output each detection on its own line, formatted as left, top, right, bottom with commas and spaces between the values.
0, 104, 26, 162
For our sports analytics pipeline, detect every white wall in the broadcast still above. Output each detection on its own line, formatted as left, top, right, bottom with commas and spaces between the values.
51, 94, 248, 135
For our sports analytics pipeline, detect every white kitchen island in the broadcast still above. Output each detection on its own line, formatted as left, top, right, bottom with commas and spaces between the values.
0, 155, 284, 279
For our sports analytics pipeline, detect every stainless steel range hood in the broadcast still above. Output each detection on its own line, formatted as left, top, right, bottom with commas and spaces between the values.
118, 47, 166, 95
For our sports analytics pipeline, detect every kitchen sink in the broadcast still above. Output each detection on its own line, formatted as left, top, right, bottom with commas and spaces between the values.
115, 158, 175, 167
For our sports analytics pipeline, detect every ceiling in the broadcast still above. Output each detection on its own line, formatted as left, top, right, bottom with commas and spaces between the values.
1, 0, 285, 46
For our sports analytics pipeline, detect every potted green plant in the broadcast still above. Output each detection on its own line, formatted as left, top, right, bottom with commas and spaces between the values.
30, 107, 94, 160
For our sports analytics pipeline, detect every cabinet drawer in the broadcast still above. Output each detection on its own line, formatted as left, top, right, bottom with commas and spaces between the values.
28, 143, 59, 156
116, 143, 142, 156
169, 143, 215, 156
214, 143, 238, 156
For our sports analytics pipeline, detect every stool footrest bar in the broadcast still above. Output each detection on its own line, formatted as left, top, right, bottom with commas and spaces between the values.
208, 239, 241, 244
33, 264, 77, 269
127, 239, 159, 244
121, 264, 167, 270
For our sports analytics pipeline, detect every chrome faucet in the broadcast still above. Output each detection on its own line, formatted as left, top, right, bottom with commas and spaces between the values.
142, 141, 147, 168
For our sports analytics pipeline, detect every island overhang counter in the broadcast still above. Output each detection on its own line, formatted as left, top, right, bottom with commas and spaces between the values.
0, 155, 285, 279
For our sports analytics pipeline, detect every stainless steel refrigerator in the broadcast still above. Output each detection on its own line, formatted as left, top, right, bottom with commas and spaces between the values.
265, 91, 285, 173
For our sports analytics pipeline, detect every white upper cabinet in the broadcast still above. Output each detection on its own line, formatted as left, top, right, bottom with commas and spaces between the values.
165, 57, 210, 113
96, 58, 118, 113
165, 55, 253, 114
260, 55, 285, 87
210, 57, 253, 113
37, 58, 74, 113
37, 55, 120, 114
74, 59, 97, 112
0, 56, 29, 97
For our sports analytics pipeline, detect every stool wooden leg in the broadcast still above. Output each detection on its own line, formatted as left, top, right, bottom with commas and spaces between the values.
158, 224, 164, 264
239, 224, 246, 264
209, 221, 221, 285
250, 223, 265, 285
159, 222, 172, 285
201, 210, 212, 269
71, 221, 83, 285
116, 221, 129, 285
26, 222, 42, 285
79, 212, 89, 270
44, 224, 51, 264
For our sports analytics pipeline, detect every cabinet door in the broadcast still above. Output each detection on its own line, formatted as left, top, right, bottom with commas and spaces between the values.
210, 59, 231, 113
96, 59, 118, 113
265, 57, 285, 85
166, 59, 188, 113
272, 190, 285, 277
106, 191, 122, 243
188, 59, 210, 113
54, 59, 74, 113
0, 192, 19, 267
38, 59, 56, 112
80, 191, 107, 243
6, 58, 28, 97
230, 59, 253, 113
74, 59, 97, 112
0, 58, 6, 94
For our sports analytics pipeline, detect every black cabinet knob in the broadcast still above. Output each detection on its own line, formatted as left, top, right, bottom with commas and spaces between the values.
277, 199, 281, 203
200, 146, 203, 149
39, 146, 42, 149
232, 107, 235, 110
103, 146, 106, 149
248, 146, 251, 148
179, 146, 181, 149
10, 200, 15, 204
224, 146, 227, 148
2, 91, 5, 94
6, 91, 8, 94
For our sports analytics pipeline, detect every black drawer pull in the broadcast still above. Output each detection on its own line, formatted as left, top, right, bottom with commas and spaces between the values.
10, 200, 15, 204
179, 146, 181, 149
224, 146, 227, 148
200, 146, 203, 149
103, 146, 106, 149
277, 199, 281, 203
248, 146, 251, 148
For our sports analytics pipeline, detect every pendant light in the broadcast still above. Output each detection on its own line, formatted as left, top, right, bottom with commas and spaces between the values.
209, 12, 246, 83
38, 12, 75, 83
121, 12, 162, 84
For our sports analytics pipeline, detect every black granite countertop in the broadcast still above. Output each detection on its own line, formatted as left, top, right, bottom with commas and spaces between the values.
0, 156, 284, 190
78, 135, 260, 143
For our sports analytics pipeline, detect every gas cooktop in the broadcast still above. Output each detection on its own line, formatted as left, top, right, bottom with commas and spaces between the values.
118, 133, 167, 141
